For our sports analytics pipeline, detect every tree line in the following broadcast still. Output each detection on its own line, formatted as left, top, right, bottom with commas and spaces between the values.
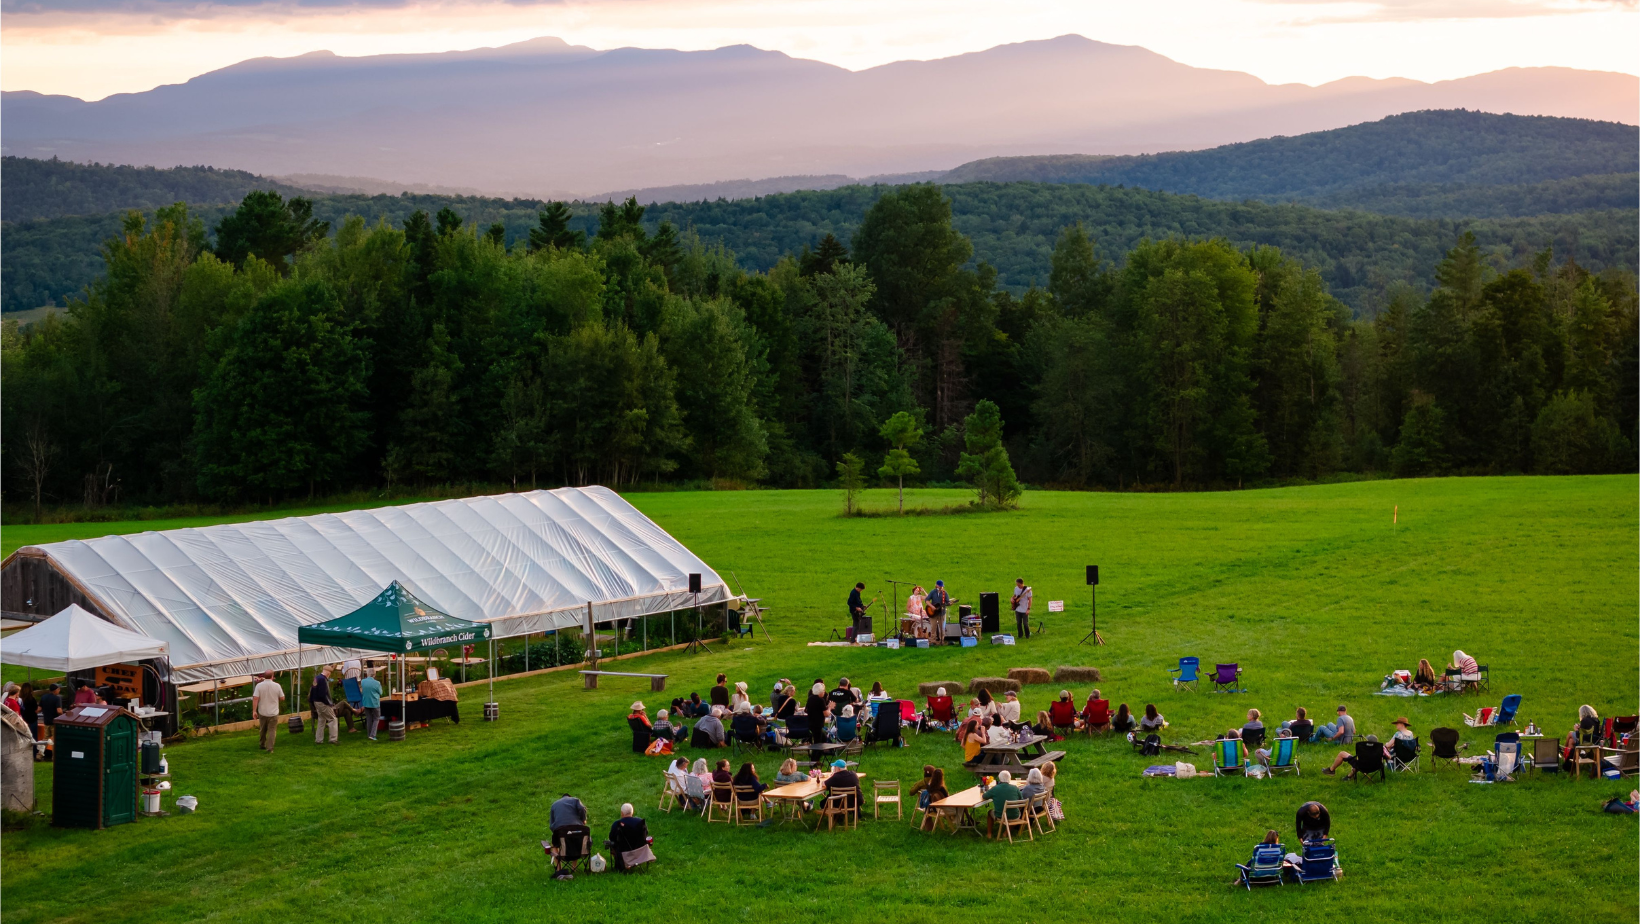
3, 184, 1634, 514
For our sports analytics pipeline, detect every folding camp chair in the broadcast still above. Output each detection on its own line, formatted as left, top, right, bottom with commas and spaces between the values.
1464, 707, 1496, 728
1028, 792, 1055, 835
1293, 839, 1340, 884
868, 706, 902, 748
659, 774, 682, 813
1236, 843, 1286, 889
1387, 736, 1420, 772
898, 699, 920, 737
1493, 694, 1521, 726
1604, 716, 1638, 745
781, 715, 809, 753
544, 824, 593, 878
1048, 700, 1078, 736
1347, 740, 1385, 781
993, 800, 1033, 843
822, 789, 859, 830
1082, 699, 1112, 735
926, 696, 956, 728
1213, 738, 1249, 777
1267, 736, 1300, 776
1601, 744, 1640, 778
1491, 732, 1520, 781
1241, 727, 1266, 751
873, 780, 901, 820
707, 783, 735, 823
1429, 727, 1465, 769
1169, 657, 1201, 691
1210, 663, 1245, 693
1523, 736, 1561, 775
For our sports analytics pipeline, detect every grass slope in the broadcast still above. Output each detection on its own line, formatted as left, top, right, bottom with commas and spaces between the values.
1, 477, 1636, 923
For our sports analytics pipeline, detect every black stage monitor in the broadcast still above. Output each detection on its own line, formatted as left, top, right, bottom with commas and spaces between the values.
1086, 565, 1099, 586
979, 592, 1000, 633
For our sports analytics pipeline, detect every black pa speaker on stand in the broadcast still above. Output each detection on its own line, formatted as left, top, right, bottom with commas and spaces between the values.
979, 592, 1000, 634
1080, 565, 1104, 645
685, 573, 711, 654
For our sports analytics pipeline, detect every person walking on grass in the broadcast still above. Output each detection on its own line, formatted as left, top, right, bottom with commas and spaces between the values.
359, 668, 383, 741
1012, 578, 1033, 639
310, 666, 339, 745
252, 671, 285, 752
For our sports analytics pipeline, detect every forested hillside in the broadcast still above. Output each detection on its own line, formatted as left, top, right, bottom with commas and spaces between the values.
941, 111, 1638, 203
0, 156, 312, 222
6, 183, 1635, 312
4, 187, 1634, 517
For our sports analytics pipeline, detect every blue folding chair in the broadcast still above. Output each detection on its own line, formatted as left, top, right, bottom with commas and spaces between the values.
1236, 843, 1285, 889
1267, 736, 1300, 776
1213, 738, 1248, 776
1169, 657, 1201, 691
1492, 731, 1521, 781
1493, 694, 1521, 726
1293, 839, 1340, 884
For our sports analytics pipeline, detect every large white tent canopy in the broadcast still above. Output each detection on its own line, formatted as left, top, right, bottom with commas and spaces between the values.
7, 488, 729, 683
0, 604, 170, 671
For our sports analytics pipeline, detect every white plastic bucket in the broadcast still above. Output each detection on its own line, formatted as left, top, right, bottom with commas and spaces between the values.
142, 789, 161, 813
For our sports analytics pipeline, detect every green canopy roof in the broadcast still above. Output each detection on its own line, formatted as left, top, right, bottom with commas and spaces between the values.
297, 581, 491, 653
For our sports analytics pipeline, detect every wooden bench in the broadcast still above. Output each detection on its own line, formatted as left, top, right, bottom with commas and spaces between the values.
579, 670, 668, 692
1022, 750, 1067, 770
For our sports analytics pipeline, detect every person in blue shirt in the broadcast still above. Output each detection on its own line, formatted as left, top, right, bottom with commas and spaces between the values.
359, 668, 383, 741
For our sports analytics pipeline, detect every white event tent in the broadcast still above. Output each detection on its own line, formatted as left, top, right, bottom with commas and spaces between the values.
2, 487, 731, 683
0, 604, 170, 671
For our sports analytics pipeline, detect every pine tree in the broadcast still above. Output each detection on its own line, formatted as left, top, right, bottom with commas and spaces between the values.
956, 399, 1021, 508
529, 202, 586, 252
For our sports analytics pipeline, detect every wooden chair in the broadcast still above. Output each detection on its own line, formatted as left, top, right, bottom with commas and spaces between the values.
732, 786, 764, 825
1573, 743, 1604, 779
1603, 746, 1640, 778
994, 800, 1033, 843
873, 780, 901, 820
822, 789, 859, 830
707, 784, 735, 823
1522, 738, 1561, 775
1028, 792, 1055, 835
658, 775, 681, 813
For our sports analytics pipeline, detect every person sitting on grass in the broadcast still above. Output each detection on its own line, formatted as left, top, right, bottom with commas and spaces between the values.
686, 692, 707, 718
775, 758, 810, 784
710, 674, 731, 708
985, 715, 1012, 746
1295, 801, 1330, 843
1030, 710, 1058, 739
868, 681, 892, 702
1081, 690, 1111, 732
733, 762, 767, 801
1111, 703, 1136, 734
834, 704, 859, 743
824, 759, 860, 809
1281, 707, 1315, 742
729, 681, 750, 712
976, 689, 997, 718
983, 770, 1024, 837
1413, 659, 1439, 692
1323, 734, 1381, 775
652, 709, 683, 743
692, 708, 726, 749
1316, 705, 1355, 745
1138, 704, 1167, 733
607, 803, 653, 872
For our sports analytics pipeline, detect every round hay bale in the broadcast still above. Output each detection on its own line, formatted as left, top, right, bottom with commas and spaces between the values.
1006, 667, 1052, 685
1053, 666, 1102, 684
967, 677, 1022, 695
918, 681, 965, 697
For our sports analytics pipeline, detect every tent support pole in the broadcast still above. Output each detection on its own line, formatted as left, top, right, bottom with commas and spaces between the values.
586, 601, 597, 671
487, 637, 495, 710
214, 678, 220, 727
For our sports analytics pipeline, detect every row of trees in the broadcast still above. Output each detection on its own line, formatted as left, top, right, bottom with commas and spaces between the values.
3, 185, 1634, 512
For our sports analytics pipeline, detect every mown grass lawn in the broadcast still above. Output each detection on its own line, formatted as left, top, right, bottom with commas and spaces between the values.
2, 476, 1636, 924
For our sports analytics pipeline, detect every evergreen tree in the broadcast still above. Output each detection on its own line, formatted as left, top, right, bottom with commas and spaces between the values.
799, 233, 850, 277
1390, 392, 1447, 477
1531, 390, 1627, 474
385, 322, 462, 485
213, 191, 328, 274
529, 202, 586, 252
662, 298, 768, 481
957, 399, 1021, 508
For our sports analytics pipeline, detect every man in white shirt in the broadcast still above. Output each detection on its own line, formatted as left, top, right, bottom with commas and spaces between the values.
1012, 578, 1033, 639
252, 671, 286, 752
985, 716, 1011, 746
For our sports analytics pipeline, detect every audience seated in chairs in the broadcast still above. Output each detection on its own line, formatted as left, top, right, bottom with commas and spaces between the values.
651, 709, 685, 744
606, 803, 655, 872
774, 758, 810, 784
1387, 718, 1420, 770
730, 703, 763, 749
627, 702, 652, 754
1281, 707, 1315, 743
957, 709, 987, 761
547, 793, 591, 880
1018, 767, 1047, 802
1081, 691, 1112, 733
926, 687, 957, 729
691, 708, 727, 748
870, 700, 904, 747
1241, 709, 1266, 749
1030, 710, 1057, 739
824, 759, 860, 809
732, 762, 768, 801
982, 770, 1025, 839
1233, 830, 1286, 888
1324, 735, 1387, 780
834, 705, 859, 743
1048, 691, 1078, 735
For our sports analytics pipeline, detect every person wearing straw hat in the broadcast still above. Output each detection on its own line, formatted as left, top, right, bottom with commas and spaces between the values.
1390, 716, 1416, 746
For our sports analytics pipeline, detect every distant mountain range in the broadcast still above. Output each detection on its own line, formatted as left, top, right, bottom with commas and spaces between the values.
3, 34, 1635, 196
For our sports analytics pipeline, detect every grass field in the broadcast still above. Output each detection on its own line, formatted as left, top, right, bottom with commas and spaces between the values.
2, 477, 1636, 924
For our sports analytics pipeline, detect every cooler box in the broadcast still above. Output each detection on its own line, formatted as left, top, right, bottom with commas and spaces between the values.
960, 636, 978, 648
991, 635, 1016, 645
914, 639, 930, 649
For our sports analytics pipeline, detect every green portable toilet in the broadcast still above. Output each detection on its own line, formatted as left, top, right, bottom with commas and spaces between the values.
53, 704, 141, 829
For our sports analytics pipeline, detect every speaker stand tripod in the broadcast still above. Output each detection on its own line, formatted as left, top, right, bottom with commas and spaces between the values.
684, 591, 712, 654
1079, 584, 1105, 646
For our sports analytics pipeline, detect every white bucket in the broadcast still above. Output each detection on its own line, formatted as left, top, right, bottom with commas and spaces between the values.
142, 789, 161, 813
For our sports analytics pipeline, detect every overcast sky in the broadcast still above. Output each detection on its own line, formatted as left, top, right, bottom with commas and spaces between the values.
4, 0, 1637, 101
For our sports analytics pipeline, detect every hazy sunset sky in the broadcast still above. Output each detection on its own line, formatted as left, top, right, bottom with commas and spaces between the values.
4, 0, 1637, 101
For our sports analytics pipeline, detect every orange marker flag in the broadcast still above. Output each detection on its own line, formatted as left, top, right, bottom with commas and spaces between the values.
1393, 505, 1398, 524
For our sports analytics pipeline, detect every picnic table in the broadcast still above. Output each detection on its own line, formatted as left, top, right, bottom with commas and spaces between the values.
761, 771, 865, 827
965, 734, 1066, 776
925, 785, 987, 834
789, 742, 847, 769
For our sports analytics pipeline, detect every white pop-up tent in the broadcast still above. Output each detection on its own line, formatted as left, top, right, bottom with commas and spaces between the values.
0, 604, 169, 671
1, 487, 731, 683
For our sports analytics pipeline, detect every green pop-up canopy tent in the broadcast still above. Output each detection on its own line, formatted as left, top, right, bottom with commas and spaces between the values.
296, 581, 496, 731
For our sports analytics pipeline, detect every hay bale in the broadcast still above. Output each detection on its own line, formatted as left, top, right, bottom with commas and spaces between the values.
967, 677, 1022, 695
1053, 666, 1102, 684
918, 681, 965, 697
1006, 667, 1052, 685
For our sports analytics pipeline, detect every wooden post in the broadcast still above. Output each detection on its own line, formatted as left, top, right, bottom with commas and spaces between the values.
586, 601, 597, 670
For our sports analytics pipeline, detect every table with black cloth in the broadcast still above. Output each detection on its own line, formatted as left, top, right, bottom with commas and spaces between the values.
381, 698, 461, 725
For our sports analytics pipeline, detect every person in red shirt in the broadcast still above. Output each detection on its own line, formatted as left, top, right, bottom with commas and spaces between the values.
72, 680, 97, 705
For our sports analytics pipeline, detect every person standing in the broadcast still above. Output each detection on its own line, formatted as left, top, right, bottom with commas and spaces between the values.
359, 668, 383, 741
310, 666, 339, 745
17, 684, 38, 741
847, 582, 867, 635
37, 683, 62, 758
341, 659, 365, 733
252, 671, 285, 752
1012, 578, 1033, 639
